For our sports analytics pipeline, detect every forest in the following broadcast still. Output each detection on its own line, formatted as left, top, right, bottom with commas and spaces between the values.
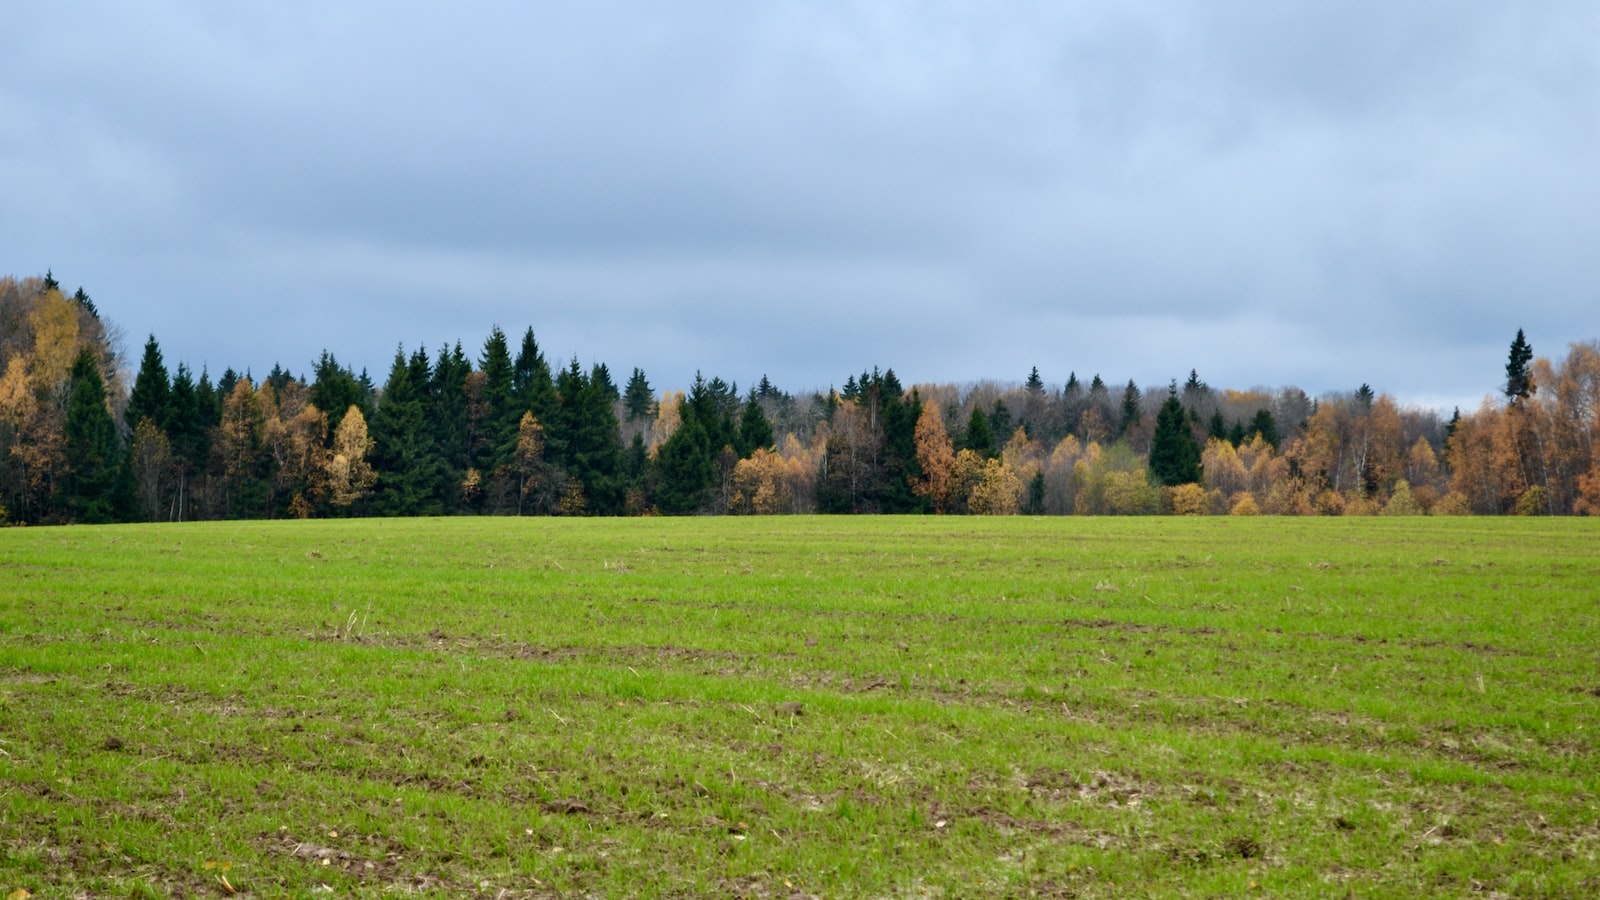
3, 272, 1598, 524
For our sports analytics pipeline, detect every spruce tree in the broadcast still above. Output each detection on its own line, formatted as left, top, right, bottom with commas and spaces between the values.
59, 349, 128, 522
476, 327, 516, 472
310, 351, 366, 435
964, 406, 994, 457
1505, 329, 1533, 403
654, 418, 714, 514
371, 351, 447, 516
1249, 408, 1280, 448
623, 367, 654, 421
512, 327, 558, 423
1148, 391, 1202, 487
736, 395, 774, 456
1119, 381, 1142, 436
126, 335, 172, 431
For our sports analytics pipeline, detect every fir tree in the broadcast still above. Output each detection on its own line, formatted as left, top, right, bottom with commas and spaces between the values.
126, 335, 171, 431
1249, 408, 1280, 448
512, 328, 558, 422
1148, 390, 1202, 487
964, 406, 994, 457
371, 351, 447, 516
623, 367, 654, 421
310, 352, 366, 436
736, 394, 775, 456
1119, 380, 1142, 436
1505, 328, 1534, 403
1025, 367, 1045, 394
59, 349, 129, 522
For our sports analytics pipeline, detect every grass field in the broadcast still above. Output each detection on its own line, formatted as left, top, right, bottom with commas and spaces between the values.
2, 517, 1598, 898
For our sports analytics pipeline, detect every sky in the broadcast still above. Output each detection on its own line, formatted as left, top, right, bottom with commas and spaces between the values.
3, 2, 1596, 412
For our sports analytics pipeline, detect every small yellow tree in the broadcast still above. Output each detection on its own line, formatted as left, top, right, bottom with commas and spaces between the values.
327, 405, 376, 507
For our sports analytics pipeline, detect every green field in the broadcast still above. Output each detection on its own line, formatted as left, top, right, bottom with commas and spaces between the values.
2, 517, 1598, 897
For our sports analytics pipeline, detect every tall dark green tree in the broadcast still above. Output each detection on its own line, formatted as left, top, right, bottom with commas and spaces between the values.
988, 399, 1012, 446
370, 350, 448, 516
623, 367, 654, 421
476, 327, 516, 472
59, 348, 129, 522
512, 327, 558, 423
736, 393, 775, 456
1505, 328, 1534, 403
310, 352, 367, 436
1148, 390, 1202, 487
964, 406, 994, 457
1249, 409, 1280, 448
654, 417, 714, 514
653, 373, 729, 514
126, 335, 171, 431
549, 360, 624, 514
1118, 380, 1142, 437
1025, 367, 1045, 394
430, 342, 472, 506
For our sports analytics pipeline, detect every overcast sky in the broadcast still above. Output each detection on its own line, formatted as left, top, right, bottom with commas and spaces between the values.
3, 2, 1596, 412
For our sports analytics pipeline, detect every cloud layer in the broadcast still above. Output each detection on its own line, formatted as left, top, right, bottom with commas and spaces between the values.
4, 2, 1596, 409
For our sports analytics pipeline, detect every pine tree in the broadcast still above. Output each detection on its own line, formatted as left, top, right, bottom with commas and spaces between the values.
964, 406, 994, 457
1119, 380, 1142, 436
310, 351, 366, 435
1249, 408, 1280, 448
59, 349, 128, 522
623, 367, 654, 421
736, 395, 775, 456
1025, 367, 1045, 394
126, 335, 172, 431
1148, 390, 1202, 487
512, 327, 558, 423
654, 418, 714, 514
430, 342, 471, 507
370, 351, 447, 516
1505, 329, 1534, 403
476, 327, 516, 472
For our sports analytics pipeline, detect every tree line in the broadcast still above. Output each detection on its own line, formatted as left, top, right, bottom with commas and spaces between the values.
3, 273, 1598, 524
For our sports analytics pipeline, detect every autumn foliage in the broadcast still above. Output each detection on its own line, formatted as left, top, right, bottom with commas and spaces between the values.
4, 272, 1598, 522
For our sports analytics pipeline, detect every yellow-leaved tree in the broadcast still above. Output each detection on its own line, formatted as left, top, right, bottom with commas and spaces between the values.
327, 405, 376, 507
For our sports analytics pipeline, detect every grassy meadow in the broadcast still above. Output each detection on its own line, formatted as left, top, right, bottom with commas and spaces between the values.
1, 516, 1598, 897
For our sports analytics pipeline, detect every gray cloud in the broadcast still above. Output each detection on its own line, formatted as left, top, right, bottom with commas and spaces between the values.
3, 2, 1595, 411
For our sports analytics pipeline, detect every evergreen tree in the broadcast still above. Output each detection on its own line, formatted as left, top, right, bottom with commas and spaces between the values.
265, 363, 293, 394
1119, 381, 1142, 436
1249, 408, 1280, 448
988, 400, 1012, 448
126, 335, 172, 431
736, 394, 774, 456
72, 286, 97, 318
310, 351, 366, 435
1354, 383, 1375, 410
1505, 328, 1534, 402
654, 417, 714, 514
1024, 470, 1046, 515
1207, 410, 1228, 441
964, 406, 994, 457
1148, 391, 1202, 486
623, 367, 654, 421
370, 351, 447, 516
549, 360, 624, 514
511, 327, 558, 422
59, 349, 129, 522
1025, 366, 1045, 394
476, 327, 516, 471
430, 342, 472, 506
